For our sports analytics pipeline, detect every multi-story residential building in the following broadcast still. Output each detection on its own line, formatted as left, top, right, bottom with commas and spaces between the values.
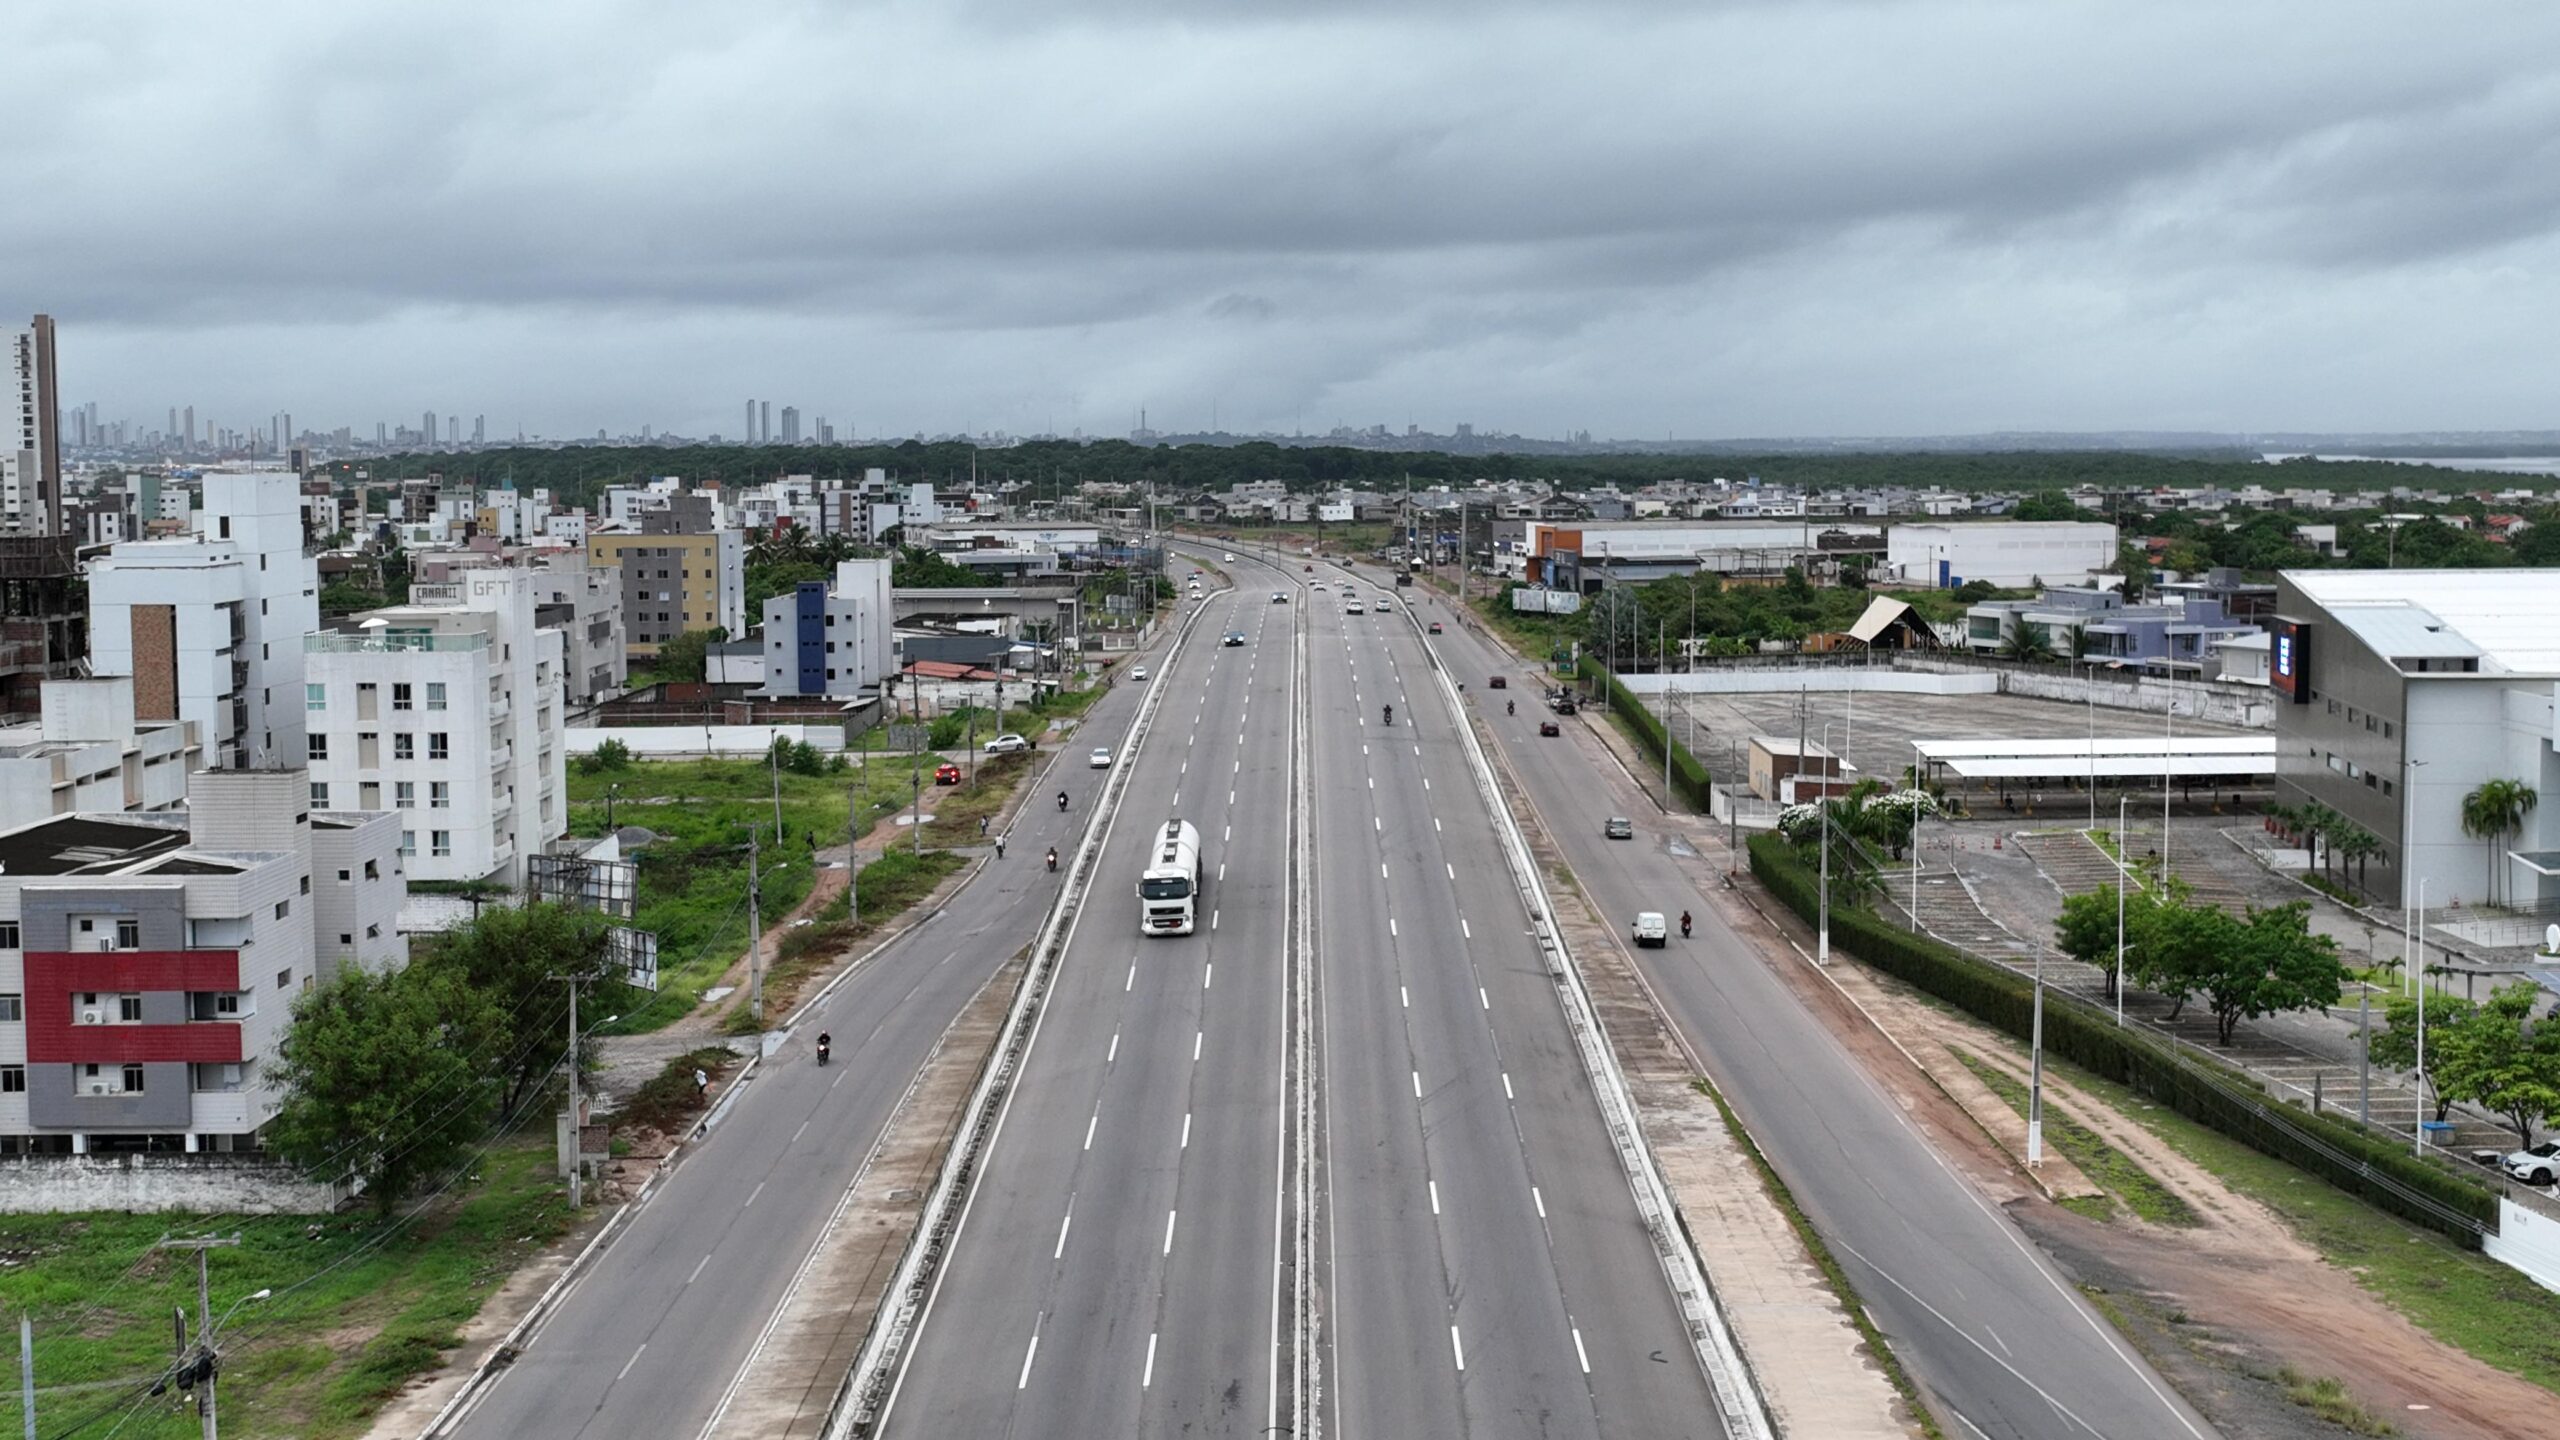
310, 809, 408, 980
2271, 569, 2560, 910
0, 768, 388, 1155
756, 557, 896, 699
2, 315, 61, 537
530, 552, 627, 705
1963, 587, 2261, 676
585, 503, 745, 659
303, 569, 567, 885
88, 471, 319, 770
0, 678, 202, 834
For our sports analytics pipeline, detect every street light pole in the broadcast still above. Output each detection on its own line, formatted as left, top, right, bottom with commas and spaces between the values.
2115, 795, 2128, 1026
2412, 876, 2431, 1158
1818, 722, 1835, 965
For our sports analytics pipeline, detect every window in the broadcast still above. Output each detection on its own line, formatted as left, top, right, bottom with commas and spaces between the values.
339, 933, 352, 947
363, 859, 380, 881
427, 682, 447, 711
394, 733, 414, 761
307, 733, 328, 761
118, 994, 142, 1022
274, 900, 290, 920
392, 683, 413, 711
0, 923, 18, 950
276, 968, 291, 991
115, 920, 139, 949
0, 1067, 20, 1093
213, 992, 242, 1017
306, 683, 326, 712
365, 923, 381, 940
310, 781, 329, 807
431, 781, 450, 809
299, 875, 310, 895
121, 1064, 145, 1094
0, 995, 19, 1022
430, 733, 450, 760
400, 830, 416, 856
432, 830, 452, 857
336, 869, 351, 884
396, 782, 415, 809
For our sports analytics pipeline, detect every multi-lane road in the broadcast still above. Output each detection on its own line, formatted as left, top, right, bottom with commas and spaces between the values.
445, 542, 2224, 1440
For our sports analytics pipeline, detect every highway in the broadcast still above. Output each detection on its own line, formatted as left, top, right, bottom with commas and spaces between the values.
1403, 570, 2220, 1440
878, 570, 1294, 1437
1308, 572, 1726, 1438
441, 630, 1165, 1440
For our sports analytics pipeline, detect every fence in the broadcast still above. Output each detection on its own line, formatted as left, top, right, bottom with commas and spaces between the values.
1746, 832, 2500, 1246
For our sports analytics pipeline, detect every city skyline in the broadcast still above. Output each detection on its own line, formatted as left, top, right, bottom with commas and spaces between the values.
11, 4, 2560, 442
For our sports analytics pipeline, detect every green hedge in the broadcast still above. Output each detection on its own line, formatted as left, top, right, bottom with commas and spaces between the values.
1577, 656, 1715, 812
1746, 833, 2499, 1245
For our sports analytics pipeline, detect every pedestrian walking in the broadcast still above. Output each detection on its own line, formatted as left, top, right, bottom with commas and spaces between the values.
693, 1068, 710, 1101
994, 834, 1007, 859
980, 817, 989, 838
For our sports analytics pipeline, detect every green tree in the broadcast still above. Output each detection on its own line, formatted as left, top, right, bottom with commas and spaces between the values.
891, 545, 982, 588
2370, 990, 2475, 1123
417, 903, 622, 1115
266, 965, 495, 1213
2198, 900, 2346, 1046
2459, 778, 2538, 907
2013, 491, 2087, 523
2125, 882, 2226, 1021
2434, 982, 2560, 1147
2054, 884, 2130, 998
653, 628, 719, 684
1997, 618, 2053, 664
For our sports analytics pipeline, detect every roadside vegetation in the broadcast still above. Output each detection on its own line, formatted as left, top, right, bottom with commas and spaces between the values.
1950, 1047, 2199, 1226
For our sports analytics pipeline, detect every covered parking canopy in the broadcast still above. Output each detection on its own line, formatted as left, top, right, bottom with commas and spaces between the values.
1914, 735, 2275, 783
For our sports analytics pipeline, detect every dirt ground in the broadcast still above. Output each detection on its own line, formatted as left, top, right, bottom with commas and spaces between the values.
1718, 879, 2555, 1440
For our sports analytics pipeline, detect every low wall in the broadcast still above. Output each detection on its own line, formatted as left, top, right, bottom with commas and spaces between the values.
0, 1154, 343, 1214
2487, 1197, 2560, 1295
563, 724, 847, 760
1616, 670, 1998, 698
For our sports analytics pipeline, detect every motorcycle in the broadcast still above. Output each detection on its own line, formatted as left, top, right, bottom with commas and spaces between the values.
816, 1033, 833, 1066
1506, 700, 1515, 716
1384, 705, 1394, 725
1046, 847, 1059, 873
1057, 790, 1070, 812
1680, 911, 1693, 939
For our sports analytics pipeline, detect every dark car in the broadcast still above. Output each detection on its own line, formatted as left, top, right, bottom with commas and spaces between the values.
1223, 631, 1247, 646
933, 762, 962, 786
1487, 675, 1507, 689
1539, 720, 1561, 737
1604, 816, 1633, 839
1550, 694, 1578, 715
1427, 622, 1444, 634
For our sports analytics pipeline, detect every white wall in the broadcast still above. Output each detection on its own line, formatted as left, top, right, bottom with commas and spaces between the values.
1887, 522, 2118, 589
2487, 1198, 2560, 1296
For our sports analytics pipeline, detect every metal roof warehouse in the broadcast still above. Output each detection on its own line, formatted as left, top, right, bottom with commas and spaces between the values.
1914, 735, 2277, 783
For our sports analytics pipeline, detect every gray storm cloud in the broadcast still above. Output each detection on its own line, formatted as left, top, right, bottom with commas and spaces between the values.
7, 0, 2556, 439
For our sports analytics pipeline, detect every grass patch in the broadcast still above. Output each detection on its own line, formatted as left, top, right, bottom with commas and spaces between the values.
1692, 1077, 1945, 1440
755, 849, 971, 1019
616, 1047, 740, 1136
2272, 1367, 2398, 1435
2051, 1049, 2560, 1394
0, 1132, 574, 1440
1950, 1046, 2199, 1226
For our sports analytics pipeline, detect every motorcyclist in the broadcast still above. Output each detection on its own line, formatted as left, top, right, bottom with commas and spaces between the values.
1506, 700, 1515, 716
816, 1031, 832, 1065
1384, 704, 1394, 725
1057, 790, 1070, 812
1680, 910, 1693, 939
1046, 846, 1059, 872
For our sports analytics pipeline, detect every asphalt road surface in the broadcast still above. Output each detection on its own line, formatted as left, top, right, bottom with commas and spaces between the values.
1403, 569, 2219, 1440
444, 629, 1165, 1440
880, 574, 1294, 1438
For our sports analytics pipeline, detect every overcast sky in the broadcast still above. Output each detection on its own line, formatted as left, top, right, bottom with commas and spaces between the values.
11, 1, 2558, 442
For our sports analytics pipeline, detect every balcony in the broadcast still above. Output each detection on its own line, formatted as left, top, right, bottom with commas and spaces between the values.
305, 631, 490, 655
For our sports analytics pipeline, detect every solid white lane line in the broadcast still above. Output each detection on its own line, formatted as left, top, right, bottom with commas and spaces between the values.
1224, 824, 1231, 842
1362, 744, 1369, 756
1389, 917, 1398, 937
1230, 790, 1236, 805
1194, 1030, 1203, 1061
1533, 1186, 1547, 1218
687, 1254, 712, 1285
1502, 1072, 1515, 1101
744, 1181, 764, 1209
1374, 817, 1381, 832
1212, 910, 1221, 932
1205, 962, 1214, 988
1412, 1070, 1423, 1098
1573, 1327, 1591, 1375
791, 1120, 809, 1144
1413, 745, 1421, 756
1163, 1209, 1179, 1255
1055, 1212, 1072, 1259
1143, 1331, 1159, 1388
1181, 1112, 1193, 1148
1446, 863, 1455, 879
1435, 817, 1443, 833
1423, 776, 1431, 790
1109, 1033, 1119, 1063
1127, 963, 1137, 992
1368, 776, 1374, 789
1429, 1180, 1441, 1214
618, 1343, 647, 1382
1479, 987, 1490, 1010
1180, 761, 1187, 775
1400, 985, 1409, 1008
1219, 863, 1226, 882
1084, 1114, 1098, 1150
1018, 1333, 1040, 1389
1380, 861, 1388, 877
1460, 917, 1470, 938
1451, 1325, 1466, 1372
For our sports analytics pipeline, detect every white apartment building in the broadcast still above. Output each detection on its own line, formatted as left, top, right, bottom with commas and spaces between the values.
303, 569, 568, 885
0, 678, 202, 834
756, 557, 896, 699
2, 316, 60, 536
0, 768, 375, 1155
310, 810, 407, 981
88, 471, 319, 770
530, 552, 628, 705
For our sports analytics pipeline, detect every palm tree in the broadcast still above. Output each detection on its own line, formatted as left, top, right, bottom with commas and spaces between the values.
2060, 621, 2092, 667
2459, 779, 2539, 907
1998, 619, 2053, 664
2333, 824, 2383, 898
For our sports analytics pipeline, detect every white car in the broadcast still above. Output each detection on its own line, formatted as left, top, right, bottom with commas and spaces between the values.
1223, 552, 1236, 561
1632, 911, 1667, 948
1131, 666, 1148, 681
1089, 746, 1114, 769
1345, 601, 1365, 615
2506, 1141, 2560, 1186
983, 733, 1032, 755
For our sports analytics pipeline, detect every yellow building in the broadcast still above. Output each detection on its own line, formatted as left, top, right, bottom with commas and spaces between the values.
587, 526, 746, 658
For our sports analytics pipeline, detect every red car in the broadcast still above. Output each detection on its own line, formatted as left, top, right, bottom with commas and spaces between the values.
1538, 721, 1561, 737
933, 762, 962, 785
1427, 622, 1443, 635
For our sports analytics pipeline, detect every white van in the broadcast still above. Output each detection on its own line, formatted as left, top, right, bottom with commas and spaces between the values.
1632, 912, 1667, 948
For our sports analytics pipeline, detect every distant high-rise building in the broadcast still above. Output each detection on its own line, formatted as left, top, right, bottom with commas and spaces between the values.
815, 418, 834, 445
744, 399, 757, 444
168, 408, 178, 443
422, 408, 436, 446
472, 414, 485, 444
376, 421, 387, 445
446, 415, 459, 445
780, 406, 801, 444
761, 400, 772, 444
183, 405, 196, 451
3, 315, 62, 535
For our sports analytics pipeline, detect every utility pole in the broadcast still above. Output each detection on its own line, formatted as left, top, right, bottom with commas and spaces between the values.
746, 826, 764, 1026
20, 1314, 34, 1440
155, 1235, 240, 1440
847, 782, 862, 927
1659, 620, 1672, 812
770, 739, 785, 844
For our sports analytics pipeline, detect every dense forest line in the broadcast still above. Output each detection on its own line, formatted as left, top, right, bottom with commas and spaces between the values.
320, 441, 2546, 516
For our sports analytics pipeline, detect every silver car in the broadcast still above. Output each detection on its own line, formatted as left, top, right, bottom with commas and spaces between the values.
1604, 817, 1634, 840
